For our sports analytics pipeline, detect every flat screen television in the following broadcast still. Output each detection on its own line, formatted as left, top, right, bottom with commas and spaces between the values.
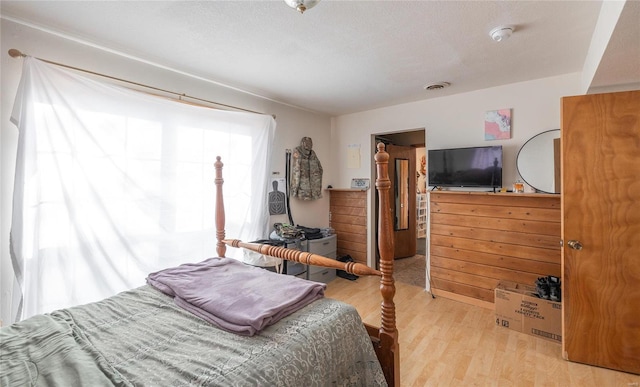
428, 145, 502, 188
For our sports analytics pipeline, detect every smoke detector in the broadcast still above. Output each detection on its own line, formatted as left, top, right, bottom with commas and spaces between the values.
424, 82, 451, 91
490, 26, 514, 42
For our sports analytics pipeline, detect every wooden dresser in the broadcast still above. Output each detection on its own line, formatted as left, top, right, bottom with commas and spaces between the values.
327, 189, 367, 265
429, 191, 561, 307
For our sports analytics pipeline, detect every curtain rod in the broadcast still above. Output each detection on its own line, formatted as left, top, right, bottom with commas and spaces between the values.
8, 49, 273, 118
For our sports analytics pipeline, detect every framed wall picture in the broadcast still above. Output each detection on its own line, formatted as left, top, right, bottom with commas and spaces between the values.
350, 178, 370, 190
485, 109, 512, 140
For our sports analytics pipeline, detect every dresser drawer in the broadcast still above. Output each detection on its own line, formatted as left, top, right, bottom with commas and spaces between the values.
306, 235, 337, 282
307, 235, 337, 256
307, 252, 336, 275
307, 268, 336, 284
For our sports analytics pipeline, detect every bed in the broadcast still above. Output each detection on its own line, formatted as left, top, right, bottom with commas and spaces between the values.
0, 143, 399, 386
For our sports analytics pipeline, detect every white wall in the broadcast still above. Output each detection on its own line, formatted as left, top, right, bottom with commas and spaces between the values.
331, 73, 583, 270
0, 19, 332, 324
581, 0, 626, 94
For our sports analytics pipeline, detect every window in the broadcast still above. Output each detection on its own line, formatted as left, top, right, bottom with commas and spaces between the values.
10, 57, 275, 321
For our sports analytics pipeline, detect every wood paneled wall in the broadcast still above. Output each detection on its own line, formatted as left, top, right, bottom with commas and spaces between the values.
429, 191, 561, 305
328, 189, 367, 265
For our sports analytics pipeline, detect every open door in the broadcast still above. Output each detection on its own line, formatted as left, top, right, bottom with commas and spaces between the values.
386, 144, 416, 259
562, 90, 640, 374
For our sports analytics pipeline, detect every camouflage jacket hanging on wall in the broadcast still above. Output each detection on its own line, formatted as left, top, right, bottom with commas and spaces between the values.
290, 143, 323, 200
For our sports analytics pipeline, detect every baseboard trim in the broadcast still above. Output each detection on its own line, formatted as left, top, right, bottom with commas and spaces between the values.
431, 289, 494, 310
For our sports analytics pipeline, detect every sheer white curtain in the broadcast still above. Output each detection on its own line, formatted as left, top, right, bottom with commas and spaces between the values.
10, 57, 275, 322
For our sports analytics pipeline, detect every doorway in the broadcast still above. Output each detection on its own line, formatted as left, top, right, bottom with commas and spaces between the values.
373, 128, 426, 287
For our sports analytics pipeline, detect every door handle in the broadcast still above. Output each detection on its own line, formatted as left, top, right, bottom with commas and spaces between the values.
567, 240, 583, 250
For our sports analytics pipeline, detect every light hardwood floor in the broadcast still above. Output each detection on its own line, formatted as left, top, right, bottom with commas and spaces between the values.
325, 275, 640, 387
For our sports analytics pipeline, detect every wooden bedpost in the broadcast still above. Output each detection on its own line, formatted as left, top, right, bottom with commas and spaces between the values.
373, 142, 400, 387
217, 148, 399, 385
214, 156, 226, 258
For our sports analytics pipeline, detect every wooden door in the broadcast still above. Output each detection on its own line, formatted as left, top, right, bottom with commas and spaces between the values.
561, 90, 640, 374
386, 144, 416, 259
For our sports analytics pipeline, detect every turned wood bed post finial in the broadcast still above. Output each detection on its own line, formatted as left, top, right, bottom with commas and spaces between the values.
215, 156, 226, 258
375, 142, 397, 336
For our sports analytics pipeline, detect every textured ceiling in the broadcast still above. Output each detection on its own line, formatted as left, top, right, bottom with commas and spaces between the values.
1, 1, 638, 116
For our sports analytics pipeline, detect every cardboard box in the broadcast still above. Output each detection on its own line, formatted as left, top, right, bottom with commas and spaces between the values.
494, 281, 562, 343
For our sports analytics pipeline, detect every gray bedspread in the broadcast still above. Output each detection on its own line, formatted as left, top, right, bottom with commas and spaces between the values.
1, 285, 387, 386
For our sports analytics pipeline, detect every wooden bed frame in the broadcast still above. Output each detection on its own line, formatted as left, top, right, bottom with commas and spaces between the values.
214, 142, 399, 386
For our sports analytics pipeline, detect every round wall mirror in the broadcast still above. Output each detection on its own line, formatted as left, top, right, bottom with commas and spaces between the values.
516, 129, 561, 194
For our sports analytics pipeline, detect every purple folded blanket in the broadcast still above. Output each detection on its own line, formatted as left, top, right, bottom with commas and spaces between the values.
146, 257, 326, 336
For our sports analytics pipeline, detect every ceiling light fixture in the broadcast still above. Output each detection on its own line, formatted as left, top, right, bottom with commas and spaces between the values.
489, 26, 514, 42
283, 0, 320, 14
424, 82, 451, 91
